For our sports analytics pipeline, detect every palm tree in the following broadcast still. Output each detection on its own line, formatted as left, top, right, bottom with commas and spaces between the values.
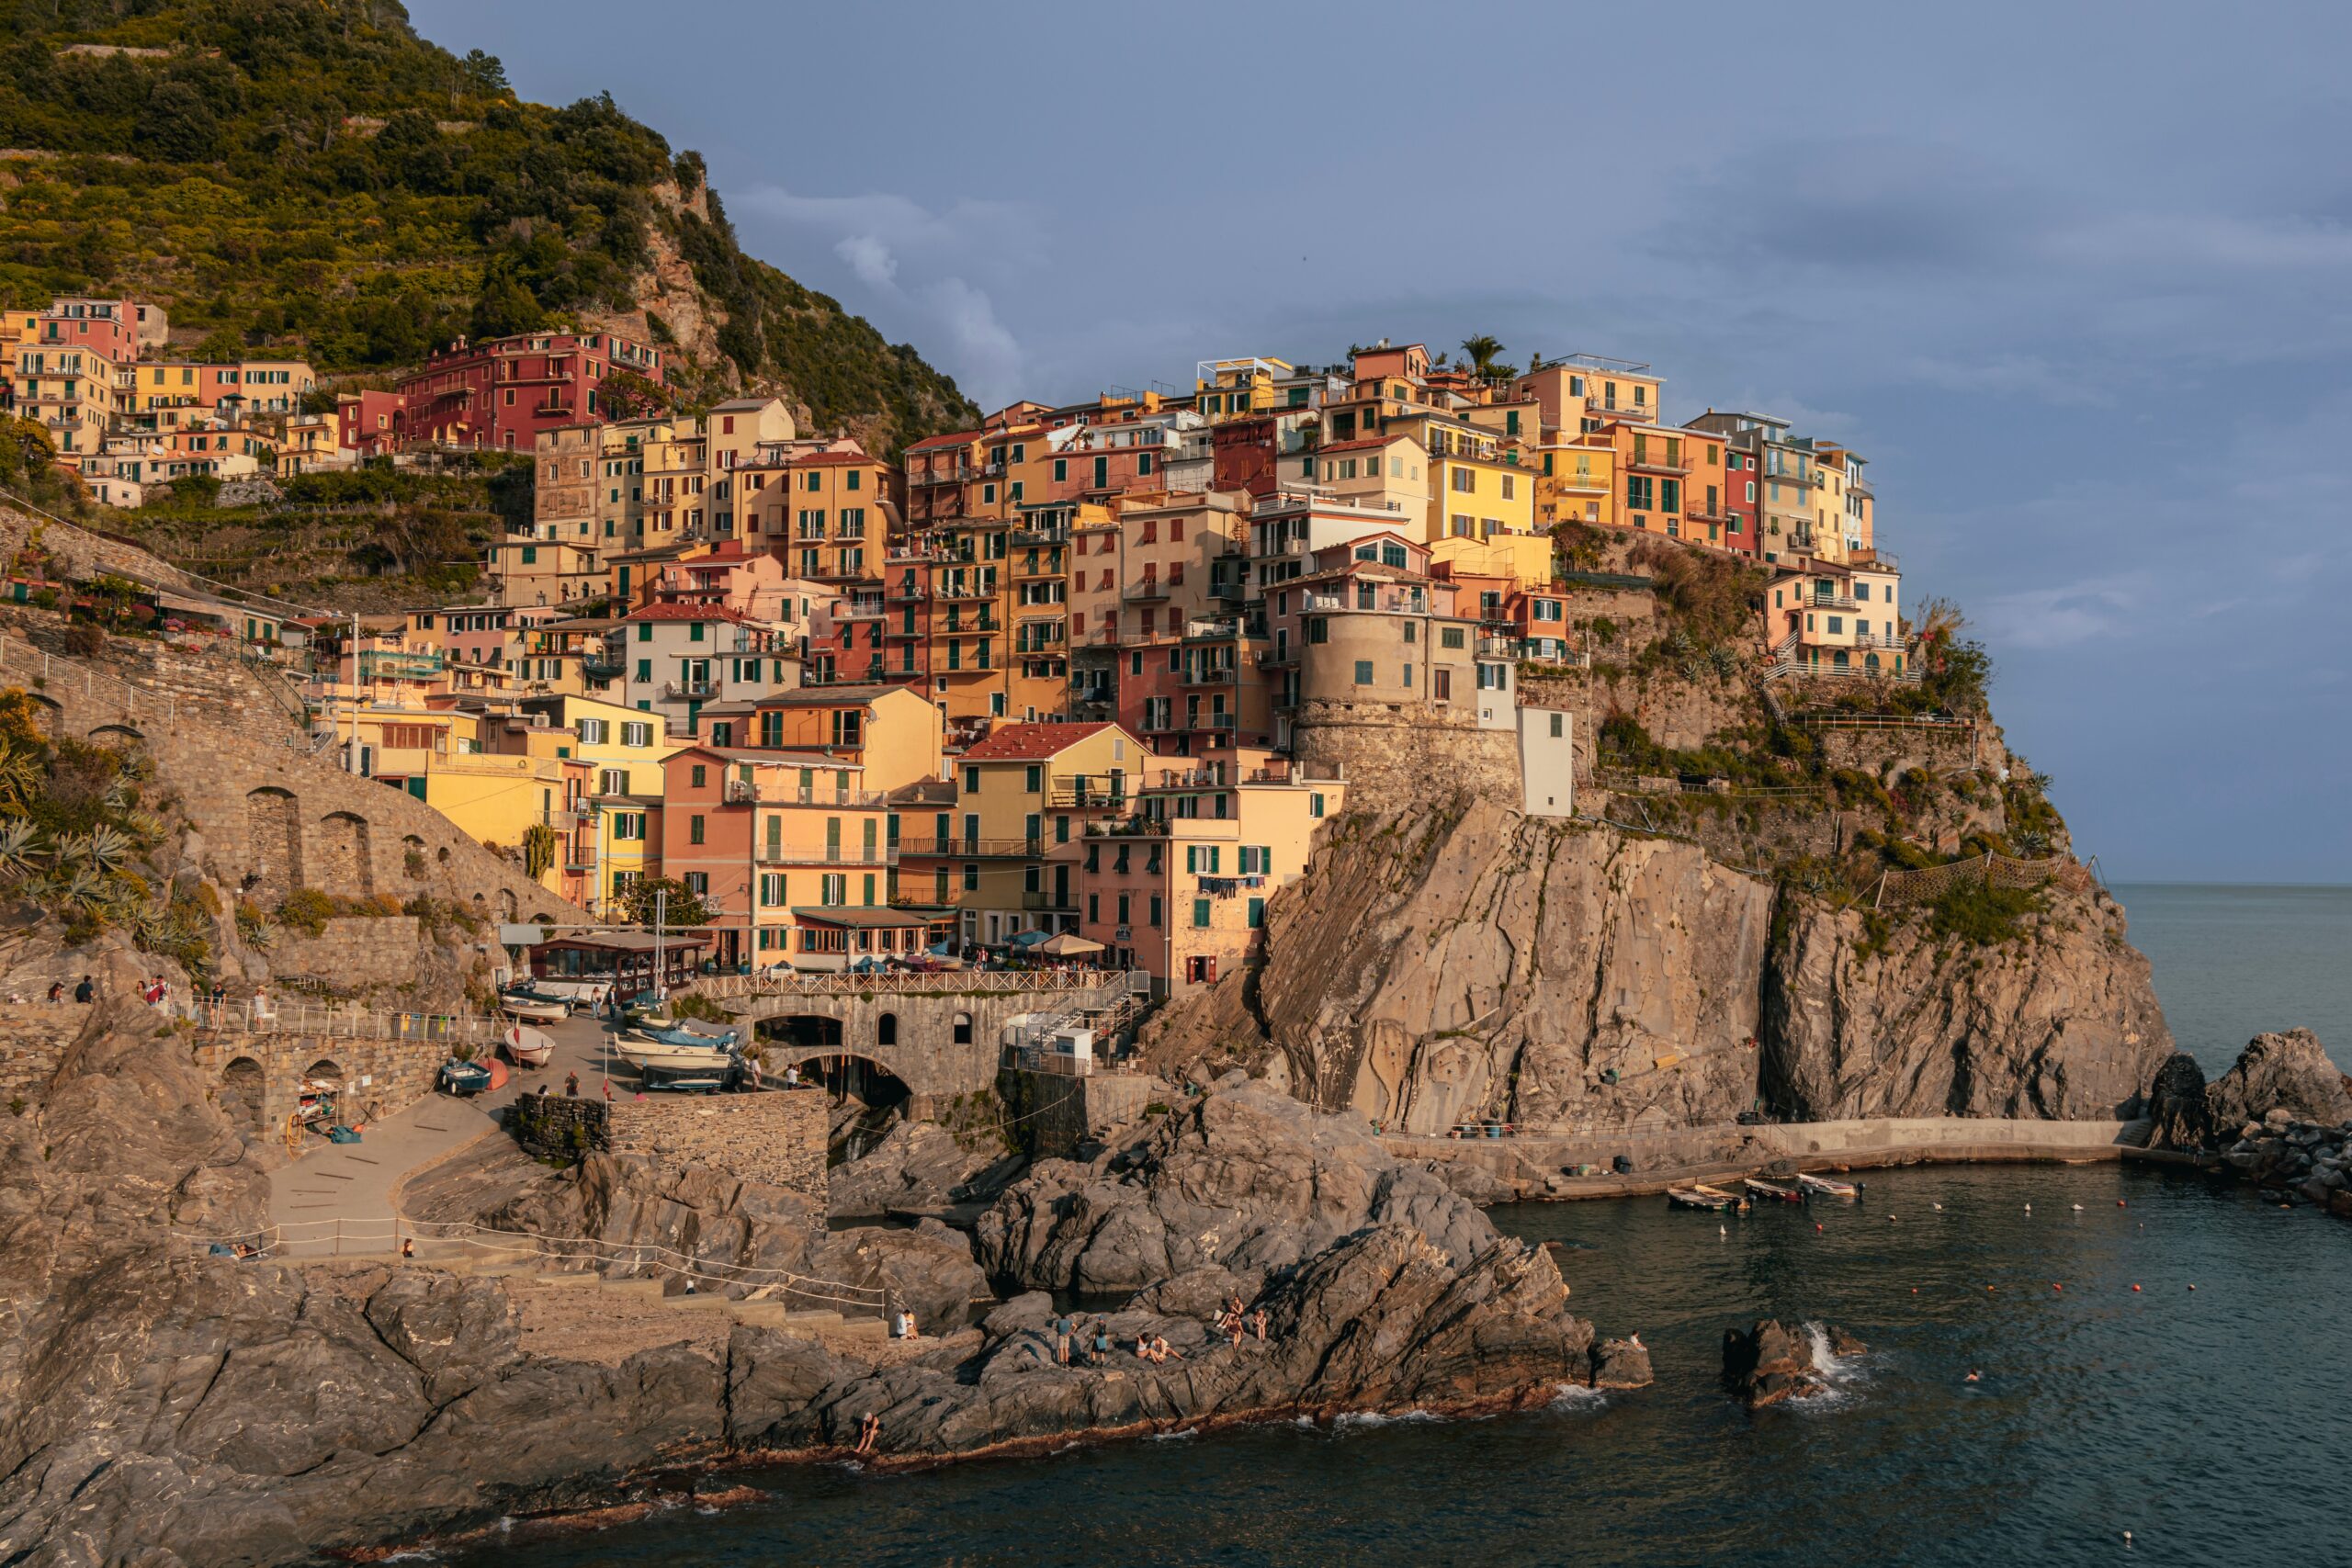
1459, 334, 1506, 379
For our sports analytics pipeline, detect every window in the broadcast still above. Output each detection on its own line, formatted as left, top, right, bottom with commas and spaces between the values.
759, 873, 785, 907
1501, 475, 1516, 501
1310, 792, 1326, 818
1024, 763, 1043, 793
689, 814, 706, 845
1550, 713, 1565, 738
690, 764, 707, 788
1352, 660, 1374, 685
1441, 626, 1465, 650
1248, 897, 1265, 929
621, 721, 652, 747
1451, 467, 1475, 493
1193, 898, 1211, 929
1382, 542, 1408, 568
1308, 618, 1329, 645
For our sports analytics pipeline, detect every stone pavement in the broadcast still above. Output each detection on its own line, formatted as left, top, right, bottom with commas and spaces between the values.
266, 1010, 626, 1258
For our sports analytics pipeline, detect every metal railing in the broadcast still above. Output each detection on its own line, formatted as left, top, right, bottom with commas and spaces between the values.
755, 843, 896, 865
1874, 853, 2093, 910
683, 968, 1142, 998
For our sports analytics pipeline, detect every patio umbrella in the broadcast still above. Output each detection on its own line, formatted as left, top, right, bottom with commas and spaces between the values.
1009, 929, 1051, 948
1035, 931, 1105, 956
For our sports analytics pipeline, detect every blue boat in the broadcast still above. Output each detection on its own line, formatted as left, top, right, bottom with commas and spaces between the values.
440, 1059, 492, 1096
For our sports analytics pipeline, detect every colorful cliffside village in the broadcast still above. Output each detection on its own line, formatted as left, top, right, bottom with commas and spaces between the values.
7, 300, 1917, 995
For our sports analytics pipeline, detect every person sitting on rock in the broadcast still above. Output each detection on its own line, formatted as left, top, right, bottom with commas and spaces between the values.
854, 1411, 881, 1455
1151, 1335, 1182, 1362
1251, 1307, 1269, 1342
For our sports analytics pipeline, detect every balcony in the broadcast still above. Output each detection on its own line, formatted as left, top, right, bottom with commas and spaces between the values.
1477, 636, 1517, 658
832, 601, 887, 621
1009, 526, 1068, 548
884, 582, 930, 602
1196, 713, 1238, 731
955, 837, 1046, 859
1183, 666, 1235, 685
1762, 467, 1813, 490
565, 841, 599, 871
1623, 444, 1690, 475
1207, 580, 1246, 602
933, 581, 996, 601
725, 782, 891, 807
1047, 783, 1129, 810
756, 844, 899, 866
1590, 400, 1655, 422
662, 679, 718, 700
1020, 890, 1078, 912
1122, 580, 1170, 603
1806, 592, 1860, 612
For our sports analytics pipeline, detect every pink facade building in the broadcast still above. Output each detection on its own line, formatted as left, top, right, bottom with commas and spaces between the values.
390, 331, 664, 452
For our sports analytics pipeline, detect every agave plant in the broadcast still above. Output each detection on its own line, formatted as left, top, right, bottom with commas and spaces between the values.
58, 825, 135, 875
0, 819, 49, 886
0, 744, 40, 817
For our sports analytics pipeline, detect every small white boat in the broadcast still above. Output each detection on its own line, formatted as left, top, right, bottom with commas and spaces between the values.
614, 1039, 736, 1074
1744, 1177, 1804, 1202
530, 979, 612, 1009
500, 990, 570, 1023
1797, 1172, 1860, 1199
503, 1023, 556, 1068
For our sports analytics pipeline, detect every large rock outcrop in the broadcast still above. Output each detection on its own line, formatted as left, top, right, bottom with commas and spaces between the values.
1760, 885, 2171, 1120
827, 1118, 1023, 1220
1144, 803, 2173, 1131
2203, 1029, 2352, 1131
1143, 804, 1775, 1132
974, 1078, 1495, 1294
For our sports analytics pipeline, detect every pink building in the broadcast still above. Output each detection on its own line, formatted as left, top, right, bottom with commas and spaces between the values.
390, 331, 664, 452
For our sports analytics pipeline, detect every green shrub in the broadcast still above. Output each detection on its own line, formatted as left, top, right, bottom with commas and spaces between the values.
1928, 878, 2040, 946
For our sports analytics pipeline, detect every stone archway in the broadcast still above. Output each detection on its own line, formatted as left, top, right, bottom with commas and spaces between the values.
88, 722, 143, 743
495, 887, 518, 922
401, 834, 427, 882
219, 1056, 266, 1134
245, 787, 301, 897
316, 811, 373, 897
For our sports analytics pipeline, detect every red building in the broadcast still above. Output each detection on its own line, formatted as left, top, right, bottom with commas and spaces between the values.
1719, 445, 1761, 557
336, 389, 406, 458
1211, 415, 1282, 498
389, 331, 664, 452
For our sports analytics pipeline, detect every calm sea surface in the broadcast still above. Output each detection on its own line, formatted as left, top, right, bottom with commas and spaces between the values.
452, 886, 2352, 1568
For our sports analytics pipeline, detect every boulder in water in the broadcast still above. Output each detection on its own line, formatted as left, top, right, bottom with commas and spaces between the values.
1721, 1319, 1857, 1409
2143, 1051, 2212, 1150
2205, 1030, 2352, 1131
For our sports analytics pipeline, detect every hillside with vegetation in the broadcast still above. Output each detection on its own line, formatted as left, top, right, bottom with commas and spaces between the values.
0, 0, 978, 450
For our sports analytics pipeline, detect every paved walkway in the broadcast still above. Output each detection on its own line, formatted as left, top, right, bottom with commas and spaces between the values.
266, 1010, 626, 1258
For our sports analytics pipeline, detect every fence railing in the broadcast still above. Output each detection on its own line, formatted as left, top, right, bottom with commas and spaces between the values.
681, 968, 1146, 999
189, 998, 503, 1044
1872, 852, 2094, 909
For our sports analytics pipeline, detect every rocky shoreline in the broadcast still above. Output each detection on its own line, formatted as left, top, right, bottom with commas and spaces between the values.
5, 983, 2346, 1564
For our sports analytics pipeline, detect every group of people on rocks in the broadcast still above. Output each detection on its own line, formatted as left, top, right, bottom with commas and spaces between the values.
1043, 1296, 1274, 1371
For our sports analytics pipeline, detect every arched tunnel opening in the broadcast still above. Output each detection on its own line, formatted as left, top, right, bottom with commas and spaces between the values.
757, 1015, 912, 1165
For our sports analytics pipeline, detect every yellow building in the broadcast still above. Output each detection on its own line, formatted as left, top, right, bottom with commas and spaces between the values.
1412, 417, 1544, 584
1534, 438, 1615, 532
498, 694, 683, 915
946, 721, 1142, 945
1193, 355, 1293, 421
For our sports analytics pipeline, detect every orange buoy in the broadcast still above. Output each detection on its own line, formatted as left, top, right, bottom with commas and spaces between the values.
2052, 1282, 2063, 1292
2132, 1284, 2142, 1292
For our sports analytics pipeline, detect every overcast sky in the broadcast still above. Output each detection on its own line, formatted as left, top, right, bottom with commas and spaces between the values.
411, 0, 2352, 884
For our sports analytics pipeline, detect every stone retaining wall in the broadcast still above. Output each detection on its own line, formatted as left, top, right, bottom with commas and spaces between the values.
267, 916, 426, 991
507, 1087, 828, 1213
191, 1031, 449, 1139
1288, 702, 1518, 813
999, 1066, 1167, 1159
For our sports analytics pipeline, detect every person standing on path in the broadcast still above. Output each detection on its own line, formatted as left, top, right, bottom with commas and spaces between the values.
563, 1070, 579, 1098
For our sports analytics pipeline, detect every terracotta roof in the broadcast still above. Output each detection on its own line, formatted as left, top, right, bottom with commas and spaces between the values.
789, 450, 882, 468
791, 906, 932, 928
1317, 435, 1412, 455
958, 721, 1115, 761
905, 430, 981, 452
625, 602, 743, 623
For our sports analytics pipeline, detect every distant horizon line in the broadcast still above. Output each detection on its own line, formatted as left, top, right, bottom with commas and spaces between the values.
2107, 878, 2352, 890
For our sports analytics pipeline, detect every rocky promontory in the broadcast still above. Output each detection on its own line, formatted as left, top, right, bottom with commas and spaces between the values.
1141, 802, 2174, 1130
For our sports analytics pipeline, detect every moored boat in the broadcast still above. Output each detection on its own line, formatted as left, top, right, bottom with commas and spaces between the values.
613, 1038, 737, 1074
1691, 1182, 1753, 1212
499, 988, 570, 1023
503, 1023, 556, 1068
1744, 1177, 1804, 1202
1797, 1171, 1860, 1199
1668, 1185, 1736, 1211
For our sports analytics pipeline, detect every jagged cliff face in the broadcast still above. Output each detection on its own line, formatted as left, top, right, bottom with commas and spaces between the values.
1761, 890, 2172, 1120
1146, 801, 1776, 1133
1145, 802, 2175, 1131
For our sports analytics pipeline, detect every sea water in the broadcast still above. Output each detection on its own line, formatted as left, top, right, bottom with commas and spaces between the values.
447, 886, 2352, 1567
